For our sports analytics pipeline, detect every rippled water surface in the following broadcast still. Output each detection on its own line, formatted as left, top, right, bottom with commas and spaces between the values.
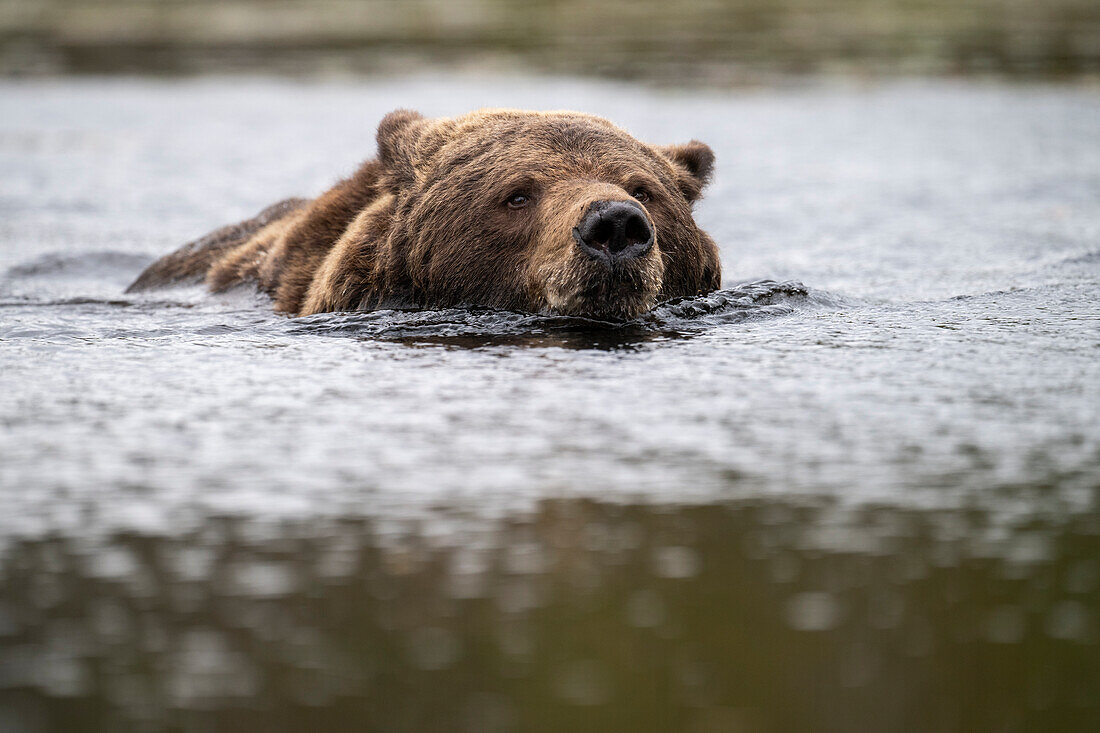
1, 77, 1098, 732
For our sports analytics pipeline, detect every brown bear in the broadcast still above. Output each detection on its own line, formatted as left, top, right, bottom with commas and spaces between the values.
127, 109, 722, 320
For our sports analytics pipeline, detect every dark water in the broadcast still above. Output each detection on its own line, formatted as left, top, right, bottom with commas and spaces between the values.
0, 77, 1098, 732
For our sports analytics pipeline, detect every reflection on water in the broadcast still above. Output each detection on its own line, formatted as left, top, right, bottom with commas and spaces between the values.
0, 500, 1095, 732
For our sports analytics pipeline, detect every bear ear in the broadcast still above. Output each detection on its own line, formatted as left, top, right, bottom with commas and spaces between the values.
658, 141, 715, 202
377, 109, 429, 190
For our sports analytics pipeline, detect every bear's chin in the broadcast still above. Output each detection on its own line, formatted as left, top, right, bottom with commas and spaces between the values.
537, 256, 664, 321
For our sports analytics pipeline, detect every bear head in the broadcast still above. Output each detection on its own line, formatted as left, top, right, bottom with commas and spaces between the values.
373, 108, 721, 320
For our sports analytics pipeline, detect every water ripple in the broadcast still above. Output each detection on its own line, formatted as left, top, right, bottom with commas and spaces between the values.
283, 280, 825, 345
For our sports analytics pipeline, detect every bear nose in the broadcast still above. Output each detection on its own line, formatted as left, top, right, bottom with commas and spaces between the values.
573, 200, 654, 264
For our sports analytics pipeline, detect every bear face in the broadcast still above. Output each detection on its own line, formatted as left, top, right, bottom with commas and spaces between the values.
356, 109, 721, 320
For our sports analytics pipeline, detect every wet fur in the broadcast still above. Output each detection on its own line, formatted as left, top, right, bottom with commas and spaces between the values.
128, 109, 722, 319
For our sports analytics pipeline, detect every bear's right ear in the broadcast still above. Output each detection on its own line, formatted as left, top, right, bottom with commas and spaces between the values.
377, 109, 429, 191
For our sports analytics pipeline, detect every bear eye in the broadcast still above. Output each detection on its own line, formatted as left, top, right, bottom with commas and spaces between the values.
505, 193, 531, 209
631, 188, 651, 204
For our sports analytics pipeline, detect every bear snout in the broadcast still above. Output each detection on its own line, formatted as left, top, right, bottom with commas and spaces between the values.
572, 200, 654, 265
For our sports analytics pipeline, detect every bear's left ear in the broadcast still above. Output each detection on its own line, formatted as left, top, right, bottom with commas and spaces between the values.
377, 109, 430, 191
657, 141, 715, 202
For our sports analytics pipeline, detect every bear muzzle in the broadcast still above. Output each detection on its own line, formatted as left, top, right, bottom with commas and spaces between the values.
572, 200, 654, 267
529, 190, 664, 320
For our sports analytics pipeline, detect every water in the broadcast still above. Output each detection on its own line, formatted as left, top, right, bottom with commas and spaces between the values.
1, 77, 1098, 732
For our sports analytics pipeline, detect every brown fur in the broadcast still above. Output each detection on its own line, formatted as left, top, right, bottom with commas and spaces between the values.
128, 109, 722, 319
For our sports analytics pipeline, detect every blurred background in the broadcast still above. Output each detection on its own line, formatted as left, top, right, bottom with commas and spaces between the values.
2, 0, 1100, 82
